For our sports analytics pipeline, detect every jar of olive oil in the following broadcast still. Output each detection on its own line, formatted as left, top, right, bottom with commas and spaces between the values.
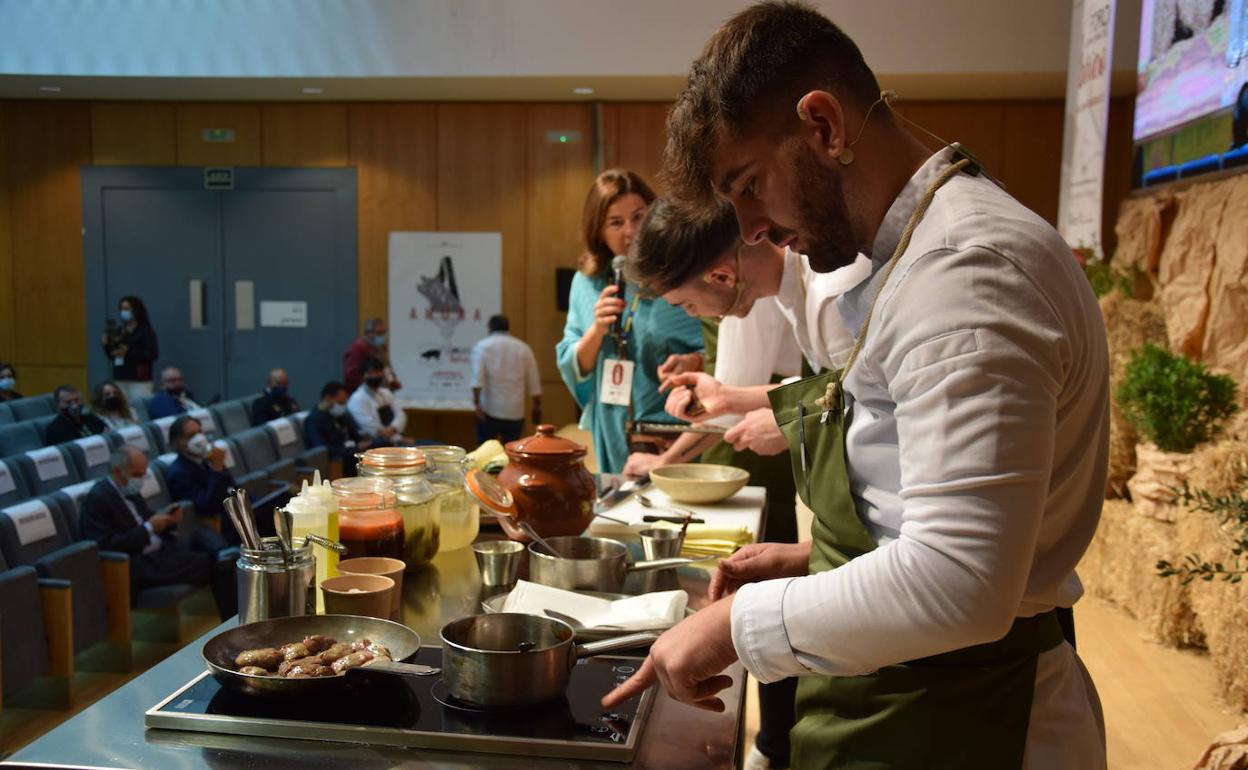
356, 448, 441, 570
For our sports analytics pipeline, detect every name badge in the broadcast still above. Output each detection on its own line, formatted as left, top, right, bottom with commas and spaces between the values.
114, 356, 125, 367
599, 358, 634, 407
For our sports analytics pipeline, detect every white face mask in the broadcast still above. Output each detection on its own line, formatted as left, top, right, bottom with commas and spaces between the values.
123, 475, 145, 496
186, 433, 210, 458
329, 403, 347, 417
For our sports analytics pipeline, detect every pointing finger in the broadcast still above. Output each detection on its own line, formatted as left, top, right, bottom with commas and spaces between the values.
601, 656, 656, 709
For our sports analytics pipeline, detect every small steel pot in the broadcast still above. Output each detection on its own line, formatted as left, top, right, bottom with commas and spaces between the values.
439, 613, 656, 707
528, 536, 692, 593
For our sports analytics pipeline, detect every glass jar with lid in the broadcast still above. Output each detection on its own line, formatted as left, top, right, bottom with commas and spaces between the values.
330, 477, 405, 563
357, 447, 441, 570
419, 445, 479, 551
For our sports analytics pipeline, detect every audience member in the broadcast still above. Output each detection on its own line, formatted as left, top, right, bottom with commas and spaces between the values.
101, 295, 159, 403
470, 314, 542, 444
305, 381, 370, 475
251, 368, 300, 425
0, 363, 21, 402
347, 358, 411, 446
164, 414, 241, 542
91, 380, 141, 430
148, 367, 201, 419
80, 447, 237, 619
342, 318, 402, 392
44, 385, 109, 445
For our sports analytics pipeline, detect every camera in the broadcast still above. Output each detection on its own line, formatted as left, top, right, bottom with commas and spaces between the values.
103, 318, 125, 349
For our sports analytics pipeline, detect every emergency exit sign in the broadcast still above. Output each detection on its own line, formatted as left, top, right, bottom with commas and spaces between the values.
201, 127, 235, 143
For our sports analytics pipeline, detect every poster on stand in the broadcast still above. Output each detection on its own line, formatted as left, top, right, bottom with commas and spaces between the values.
1058, 0, 1116, 260
387, 232, 501, 410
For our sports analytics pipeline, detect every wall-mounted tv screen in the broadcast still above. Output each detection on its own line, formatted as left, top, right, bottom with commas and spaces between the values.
1134, 0, 1248, 186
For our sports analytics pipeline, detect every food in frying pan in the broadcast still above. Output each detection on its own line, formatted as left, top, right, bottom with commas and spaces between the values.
232, 636, 393, 678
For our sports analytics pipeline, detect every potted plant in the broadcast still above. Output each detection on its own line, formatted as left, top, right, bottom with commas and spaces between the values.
1116, 343, 1239, 520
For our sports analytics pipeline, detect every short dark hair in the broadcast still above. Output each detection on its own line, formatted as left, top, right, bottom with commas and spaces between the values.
627, 198, 741, 296
320, 380, 348, 399
169, 414, 201, 444
580, 169, 657, 276
664, 1, 882, 212
487, 315, 509, 333
359, 357, 386, 376
53, 385, 79, 403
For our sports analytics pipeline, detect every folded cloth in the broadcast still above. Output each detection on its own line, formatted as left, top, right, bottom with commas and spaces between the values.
501, 580, 688, 631
650, 522, 753, 556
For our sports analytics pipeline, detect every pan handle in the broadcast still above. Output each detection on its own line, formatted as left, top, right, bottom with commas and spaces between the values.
359, 660, 441, 677
630, 557, 695, 573
575, 631, 660, 659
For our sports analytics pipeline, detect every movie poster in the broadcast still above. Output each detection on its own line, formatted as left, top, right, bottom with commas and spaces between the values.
387, 232, 502, 410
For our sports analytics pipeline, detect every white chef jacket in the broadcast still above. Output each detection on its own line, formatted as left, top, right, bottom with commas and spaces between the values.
469, 332, 542, 421
707, 298, 802, 429
347, 384, 407, 437
772, 249, 871, 373
731, 147, 1108, 766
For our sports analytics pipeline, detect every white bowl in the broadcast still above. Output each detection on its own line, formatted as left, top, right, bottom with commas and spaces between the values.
649, 464, 750, 504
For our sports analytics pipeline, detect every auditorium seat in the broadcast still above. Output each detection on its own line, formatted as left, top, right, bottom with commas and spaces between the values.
15, 445, 83, 496
0, 422, 43, 456
0, 457, 33, 508
7, 395, 55, 422
63, 434, 115, 481
0, 552, 73, 699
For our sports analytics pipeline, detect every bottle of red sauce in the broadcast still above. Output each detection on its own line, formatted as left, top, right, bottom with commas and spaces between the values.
330, 477, 405, 562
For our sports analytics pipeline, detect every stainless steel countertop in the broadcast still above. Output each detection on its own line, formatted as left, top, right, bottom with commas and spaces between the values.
5, 522, 753, 770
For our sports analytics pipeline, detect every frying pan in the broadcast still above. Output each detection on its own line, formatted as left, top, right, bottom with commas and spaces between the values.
202, 614, 434, 699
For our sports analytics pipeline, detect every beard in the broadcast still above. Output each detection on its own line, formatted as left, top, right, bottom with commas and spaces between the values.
782, 143, 860, 273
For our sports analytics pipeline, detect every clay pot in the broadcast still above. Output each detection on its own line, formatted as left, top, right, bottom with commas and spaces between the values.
478, 425, 596, 540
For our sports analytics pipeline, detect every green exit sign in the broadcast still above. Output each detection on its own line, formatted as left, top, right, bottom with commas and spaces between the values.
201, 127, 236, 143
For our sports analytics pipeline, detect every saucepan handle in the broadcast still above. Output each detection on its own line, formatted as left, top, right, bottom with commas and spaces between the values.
630, 557, 694, 572
360, 660, 441, 677
575, 631, 660, 658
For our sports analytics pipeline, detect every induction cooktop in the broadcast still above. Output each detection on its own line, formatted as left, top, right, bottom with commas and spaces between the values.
144, 646, 655, 763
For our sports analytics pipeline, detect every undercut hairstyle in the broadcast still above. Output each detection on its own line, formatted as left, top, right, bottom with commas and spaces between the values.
627, 198, 741, 296
320, 380, 348, 400
487, 315, 509, 333
664, 0, 882, 212
579, 169, 657, 277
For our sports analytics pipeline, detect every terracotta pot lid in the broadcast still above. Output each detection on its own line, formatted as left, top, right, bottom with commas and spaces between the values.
506, 424, 587, 459
465, 468, 516, 518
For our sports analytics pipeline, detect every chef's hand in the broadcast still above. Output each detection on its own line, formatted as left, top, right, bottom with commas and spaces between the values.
661, 373, 727, 422
708, 541, 812, 601
602, 596, 738, 712
657, 352, 704, 389
622, 451, 667, 480
591, 285, 627, 336
723, 408, 787, 455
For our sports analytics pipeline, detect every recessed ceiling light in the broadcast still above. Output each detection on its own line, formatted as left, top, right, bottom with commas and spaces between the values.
301, 86, 324, 95
39, 85, 62, 93
572, 86, 595, 96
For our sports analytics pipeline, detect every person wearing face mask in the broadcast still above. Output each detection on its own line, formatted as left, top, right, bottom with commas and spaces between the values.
250, 368, 301, 426
80, 446, 237, 619
342, 318, 403, 393
91, 380, 140, 430
100, 295, 159, 404
347, 358, 413, 447
148, 366, 201, 419
305, 381, 371, 476
164, 415, 243, 543
44, 385, 109, 446
554, 169, 704, 474
0, 363, 21, 402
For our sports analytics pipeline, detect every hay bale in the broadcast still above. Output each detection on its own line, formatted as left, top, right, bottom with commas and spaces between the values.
1158, 181, 1233, 358
1100, 293, 1169, 495
1080, 499, 1135, 605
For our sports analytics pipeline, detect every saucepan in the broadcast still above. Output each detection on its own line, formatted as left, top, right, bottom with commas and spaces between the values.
439, 612, 657, 707
528, 535, 693, 592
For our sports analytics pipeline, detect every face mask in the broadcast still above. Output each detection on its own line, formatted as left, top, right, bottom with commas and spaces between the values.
102, 395, 124, 411
123, 476, 145, 496
364, 376, 384, 390
119, 309, 133, 323
0, 377, 15, 391
269, 385, 288, 398
61, 403, 83, 419
167, 386, 185, 397
370, 334, 387, 347
329, 403, 347, 417
186, 433, 210, 458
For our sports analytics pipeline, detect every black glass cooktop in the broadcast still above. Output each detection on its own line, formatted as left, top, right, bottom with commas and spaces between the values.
144, 647, 654, 763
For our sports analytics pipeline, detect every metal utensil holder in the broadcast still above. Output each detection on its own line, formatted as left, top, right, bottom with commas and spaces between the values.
237, 536, 316, 624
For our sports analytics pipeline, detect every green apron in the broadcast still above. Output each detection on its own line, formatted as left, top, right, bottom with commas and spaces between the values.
766, 157, 1064, 769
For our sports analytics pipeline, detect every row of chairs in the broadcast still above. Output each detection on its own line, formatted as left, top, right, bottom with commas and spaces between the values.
0, 389, 248, 428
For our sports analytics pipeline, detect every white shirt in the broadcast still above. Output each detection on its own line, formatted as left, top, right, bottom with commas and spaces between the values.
109, 477, 162, 555
347, 384, 406, 437
772, 248, 871, 373
732, 147, 1109, 681
708, 298, 802, 429
470, 332, 542, 421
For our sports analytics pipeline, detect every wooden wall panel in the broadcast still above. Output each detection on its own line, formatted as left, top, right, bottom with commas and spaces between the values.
6, 102, 91, 381
601, 103, 671, 192
999, 101, 1064, 225
348, 103, 438, 327
91, 103, 176, 165
0, 103, 14, 363
525, 104, 595, 429
896, 101, 1007, 176
262, 104, 349, 167
175, 103, 261, 165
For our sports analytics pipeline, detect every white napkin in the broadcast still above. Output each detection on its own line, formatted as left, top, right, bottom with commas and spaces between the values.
500, 580, 688, 631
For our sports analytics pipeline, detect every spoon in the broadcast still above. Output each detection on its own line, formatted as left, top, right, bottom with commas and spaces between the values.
303, 532, 347, 554
633, 493, 695, 519
517, 520, 561, 558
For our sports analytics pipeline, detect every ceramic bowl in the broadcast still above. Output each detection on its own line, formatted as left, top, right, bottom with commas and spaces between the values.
649, 464, 750, 504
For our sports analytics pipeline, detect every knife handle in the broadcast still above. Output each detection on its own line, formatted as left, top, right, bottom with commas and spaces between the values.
643, 514, 705, 524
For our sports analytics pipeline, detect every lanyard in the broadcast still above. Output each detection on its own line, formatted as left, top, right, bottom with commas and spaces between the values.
616, 291, 642, 355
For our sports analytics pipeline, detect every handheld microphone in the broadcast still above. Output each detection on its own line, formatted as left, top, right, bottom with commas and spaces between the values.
610, 255, 627, 337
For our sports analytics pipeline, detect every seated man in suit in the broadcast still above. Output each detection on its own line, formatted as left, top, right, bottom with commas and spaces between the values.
79, 446, 237, 619
147, 367, 201, 419
164, 414, 242, 543
44, 385, 109, 445
251, 368, 300, 425
305, 380, 371, 476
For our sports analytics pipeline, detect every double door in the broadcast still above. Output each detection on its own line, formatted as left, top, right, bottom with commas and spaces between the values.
82, 167, 358, 408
